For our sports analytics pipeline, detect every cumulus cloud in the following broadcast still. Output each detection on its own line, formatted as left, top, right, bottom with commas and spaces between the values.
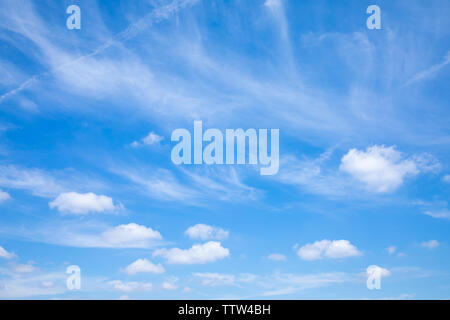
0, 190, 11, 202
0, 246, 16, 259
102, 223, 162, 248
267, 253, 287, 261
185, 224, 229, 240
420, 240, 439, 249
49, 192, 117, 214
131, 131, 163, 147
108, 280, 153, 292
153, 241, 229, 264
297, 240, 362, 261
124, 258, 165, 275
340, 145, 438, 193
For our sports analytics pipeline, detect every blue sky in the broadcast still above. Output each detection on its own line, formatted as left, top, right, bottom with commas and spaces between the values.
0, 0, 449, 299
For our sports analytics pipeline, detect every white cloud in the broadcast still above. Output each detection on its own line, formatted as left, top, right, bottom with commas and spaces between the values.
339, 145, 437, 193
405, 50, 450, 86
49, 192, 117, 214
101, 223, 162, 248
193, 273, 235, 286
153, 241, 229, 264
124, 258, 165, 275
185, 224, 229, 240
0, 246, 16, 259
131, 131, 163, 147
264, 0, 281, 8
420, 240, 439, 249
443, 175, 450, 183
193, 272, 256, 287
267, 253, 287, 261
297, 240, 362, 261
424, 210, 450, 220
386, 246, 397, 255
0, 190, 11, 202
0, 222, 163, 249
261, 272, 350, 296
0, 270, 67, 298
12, 263, 36, 273
161, 282, 178, 290
0, 165, 64, 197
108, 280, 153, 292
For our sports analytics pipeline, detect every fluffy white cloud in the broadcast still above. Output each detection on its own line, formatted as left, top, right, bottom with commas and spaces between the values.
420, 240, 439, 249
185, 224, 229, 240
108, 280, 153, 292
297, 240, 362, 260
340, 145, 437, 193
0, 246, 16, 259
153, 241, 229, 264
124, 258, 165, 275
49, 192, 117, 214
268, 253, 287, 261
0, 190, 11, 202
131, 132, 163, 147
102, 223, 162, 248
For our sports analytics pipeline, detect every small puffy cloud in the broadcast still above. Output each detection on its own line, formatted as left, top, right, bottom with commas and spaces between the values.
161, 282, 178, 290
185, 224, 229, 240
131, 132, 163, 147
420, 240, 439, 249
49, 192, 117, 214
443, 175, 450, 183
102, 223, 162, 248
153, 241, 230, 264
424, 210, 450, 220
340, 145, 437, 193
268, 253, 287, 261
297, 240, 362, 261
0, 190, 11, 202
0, 246, 16, 259
108, 280, 153, 292
386, 246, 397, 255
124, 258, 165, 275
